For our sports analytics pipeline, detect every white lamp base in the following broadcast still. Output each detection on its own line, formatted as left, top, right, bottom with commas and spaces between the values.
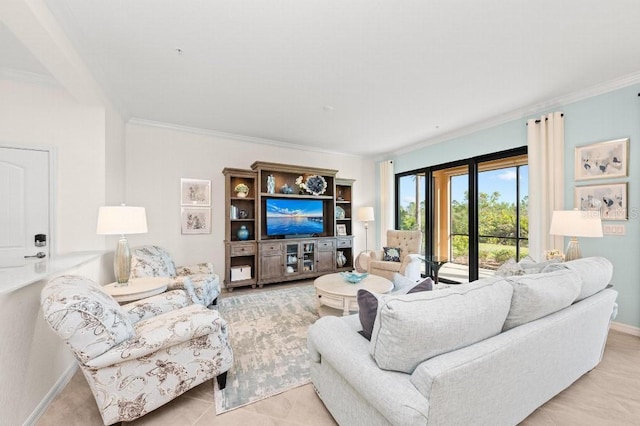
114, 236, 132, 286
565, 237, 581, 261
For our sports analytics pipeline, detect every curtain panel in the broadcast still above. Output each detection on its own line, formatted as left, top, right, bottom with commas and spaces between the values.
527, 112, 565, 260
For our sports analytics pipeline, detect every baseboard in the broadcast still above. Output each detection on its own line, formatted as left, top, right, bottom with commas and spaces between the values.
611, 321, 640, 337
23, 363, 78, 426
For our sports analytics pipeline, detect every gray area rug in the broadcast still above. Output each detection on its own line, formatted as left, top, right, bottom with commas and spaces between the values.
214, 285, 319, 414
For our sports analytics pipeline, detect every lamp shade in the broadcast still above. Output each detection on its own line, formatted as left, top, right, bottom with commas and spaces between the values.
96, 206, 148, 235
549, 210, 602, 238
357, 206, 375, 222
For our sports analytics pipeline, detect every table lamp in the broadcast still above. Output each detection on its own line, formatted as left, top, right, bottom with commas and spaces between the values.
97, 205, 148, 285
549, 210, 602, 261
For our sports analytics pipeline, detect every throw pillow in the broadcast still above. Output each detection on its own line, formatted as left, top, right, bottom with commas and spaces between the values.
358, 277, 433, 340
383, 246, 402, 262
502, 269, 581, 331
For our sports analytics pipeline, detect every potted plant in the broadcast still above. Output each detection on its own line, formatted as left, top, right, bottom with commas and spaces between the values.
234, 183, 249, 198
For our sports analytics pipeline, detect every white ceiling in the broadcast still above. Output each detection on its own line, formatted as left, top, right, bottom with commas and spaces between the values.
4, 1, 640, 156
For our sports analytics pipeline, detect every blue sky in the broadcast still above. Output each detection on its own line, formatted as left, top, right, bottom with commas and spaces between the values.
400, 165, 528, 207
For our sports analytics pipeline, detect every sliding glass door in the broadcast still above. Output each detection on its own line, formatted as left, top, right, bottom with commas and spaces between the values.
396, 147, 528, 283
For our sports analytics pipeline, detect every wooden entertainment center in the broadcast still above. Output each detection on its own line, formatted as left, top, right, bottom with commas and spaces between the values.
222, 161, 355, 290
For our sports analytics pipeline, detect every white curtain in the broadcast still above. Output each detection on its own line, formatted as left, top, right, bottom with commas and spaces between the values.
527, 112, 565, 260
378, 160, 394, 246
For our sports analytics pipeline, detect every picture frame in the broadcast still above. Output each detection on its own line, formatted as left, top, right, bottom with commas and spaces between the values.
181, 178, 211, 206
181, 207, 212, 234
575, 183, 627, 220
336, 224, 347, 236
574, 138, 629, 181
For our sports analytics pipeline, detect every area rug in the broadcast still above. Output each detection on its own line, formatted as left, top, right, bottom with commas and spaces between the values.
214, 285, 319, 414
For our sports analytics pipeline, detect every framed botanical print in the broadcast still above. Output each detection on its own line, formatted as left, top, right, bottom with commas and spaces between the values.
575, 183, 627, 220
574, 138, 629, 181
181, 178, 211, 206
181, 207, 212, 234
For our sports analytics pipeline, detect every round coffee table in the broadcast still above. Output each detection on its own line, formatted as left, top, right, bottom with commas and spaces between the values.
314, 273, 393, 316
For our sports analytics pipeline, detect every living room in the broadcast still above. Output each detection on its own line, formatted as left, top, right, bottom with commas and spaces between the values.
1, 1, 639, 425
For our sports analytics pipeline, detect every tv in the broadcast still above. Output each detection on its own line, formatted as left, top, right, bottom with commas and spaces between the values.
265, 198, 324, 236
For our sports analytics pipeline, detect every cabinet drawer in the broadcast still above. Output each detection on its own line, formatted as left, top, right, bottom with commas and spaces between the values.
260, 242, 283, 255
317, 239, 335, 251
336, 237, 352, 248
230, 243, 256, 256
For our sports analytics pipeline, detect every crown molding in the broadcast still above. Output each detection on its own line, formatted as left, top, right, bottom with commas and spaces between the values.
0, 67, 59, 88
391, 71, 640, 157
127, 118, 363, 158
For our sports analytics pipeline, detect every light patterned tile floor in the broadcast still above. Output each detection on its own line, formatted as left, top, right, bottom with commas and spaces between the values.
37, 283, 640, 425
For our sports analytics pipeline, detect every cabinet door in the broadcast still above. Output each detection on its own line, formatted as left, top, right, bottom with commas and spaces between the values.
285, 242, 300, 275
317, 250, 335, 272
300, 241, 316, 274
260, 242, 284, 280
260, 254, 283, 279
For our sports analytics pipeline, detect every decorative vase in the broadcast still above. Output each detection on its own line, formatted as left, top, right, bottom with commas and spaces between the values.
237, 225, 249, 240
267, 175, 275, 194
336, 251, 347, 268
236, 191, 247, 198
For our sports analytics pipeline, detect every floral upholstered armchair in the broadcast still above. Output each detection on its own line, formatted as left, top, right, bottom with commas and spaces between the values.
368, 230, 422, 281
130, 245, 220, 307
41, 275, 234, 425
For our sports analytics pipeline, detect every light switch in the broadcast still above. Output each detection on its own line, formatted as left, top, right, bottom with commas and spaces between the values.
603, 224, 625, 236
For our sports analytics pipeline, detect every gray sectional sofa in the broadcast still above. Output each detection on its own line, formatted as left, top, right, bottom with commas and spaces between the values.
307, 257, 618, 426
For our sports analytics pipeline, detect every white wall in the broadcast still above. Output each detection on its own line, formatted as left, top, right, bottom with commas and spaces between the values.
0, 78, 107, 255
0, 77, 123, 424
125, 122, 377, 274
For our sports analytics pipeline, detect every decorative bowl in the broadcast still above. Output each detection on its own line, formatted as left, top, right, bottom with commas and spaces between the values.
339, 271, 369, 283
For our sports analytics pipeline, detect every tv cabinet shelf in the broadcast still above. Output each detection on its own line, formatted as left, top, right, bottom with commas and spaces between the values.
223, 162, 355, 290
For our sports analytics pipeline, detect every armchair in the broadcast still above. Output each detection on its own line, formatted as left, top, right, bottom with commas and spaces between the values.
368, 229, 422, 281
41, 275, 234, 425
130, 245, 220, 307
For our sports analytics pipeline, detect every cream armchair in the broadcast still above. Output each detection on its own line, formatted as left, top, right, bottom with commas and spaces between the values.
368, 230, 422, 281
41, 275, 234, 425
130, 245, 220, 307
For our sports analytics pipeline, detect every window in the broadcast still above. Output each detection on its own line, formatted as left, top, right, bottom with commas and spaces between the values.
396, 148, 527, 283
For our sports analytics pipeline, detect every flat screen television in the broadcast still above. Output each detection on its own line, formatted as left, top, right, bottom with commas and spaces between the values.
265, 198, 324, 236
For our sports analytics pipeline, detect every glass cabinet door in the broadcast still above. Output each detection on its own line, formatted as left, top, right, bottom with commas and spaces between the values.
301, 241, 315, 273
285, 243, 299, 274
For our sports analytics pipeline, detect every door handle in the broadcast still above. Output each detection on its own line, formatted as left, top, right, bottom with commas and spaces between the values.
25, 252, 46, 259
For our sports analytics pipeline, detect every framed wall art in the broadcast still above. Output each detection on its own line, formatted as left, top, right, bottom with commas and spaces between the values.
575, 183, 627, 220
181, 207, 212, 234
181, 178, 211, 206
574, 138, 629, 181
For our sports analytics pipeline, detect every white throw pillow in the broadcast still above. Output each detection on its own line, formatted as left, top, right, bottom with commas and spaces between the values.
542, 256, 612, 302
369, 277, 513, 373
502, 269, 581, 331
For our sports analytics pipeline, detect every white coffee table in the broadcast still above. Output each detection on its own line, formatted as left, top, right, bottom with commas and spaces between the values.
314, 273, 393, 316
103, 277, 169, 303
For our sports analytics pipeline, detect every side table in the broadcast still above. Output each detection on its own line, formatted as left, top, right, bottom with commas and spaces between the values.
103, 277, 169, 303
420, 256, 449, 284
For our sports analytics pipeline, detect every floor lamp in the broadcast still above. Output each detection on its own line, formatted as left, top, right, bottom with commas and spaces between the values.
355, 206, 375, 272
96, 205, 148, 286
549, 210, 602, 261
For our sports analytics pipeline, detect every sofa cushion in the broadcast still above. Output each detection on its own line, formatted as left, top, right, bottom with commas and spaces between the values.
369, 277, 513, 373
357, 277, 433, 341
383, 247, 402, 262
502, 269, 581, 331
391, 273, 433, 295
542, 256, 612, 302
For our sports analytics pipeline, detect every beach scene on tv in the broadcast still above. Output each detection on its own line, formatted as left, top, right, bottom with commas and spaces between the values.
266, 199, 324, 236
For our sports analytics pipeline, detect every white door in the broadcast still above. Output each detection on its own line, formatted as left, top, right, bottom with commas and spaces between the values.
0, 147, 50, 267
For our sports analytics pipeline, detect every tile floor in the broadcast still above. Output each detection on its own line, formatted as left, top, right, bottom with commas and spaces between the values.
36, 283, 640, 425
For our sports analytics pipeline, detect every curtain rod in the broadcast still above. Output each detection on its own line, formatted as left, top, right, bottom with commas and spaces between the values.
525, 113, 564, 125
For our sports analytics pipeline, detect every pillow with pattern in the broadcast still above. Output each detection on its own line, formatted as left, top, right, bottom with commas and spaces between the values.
383, 247, 402, 262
